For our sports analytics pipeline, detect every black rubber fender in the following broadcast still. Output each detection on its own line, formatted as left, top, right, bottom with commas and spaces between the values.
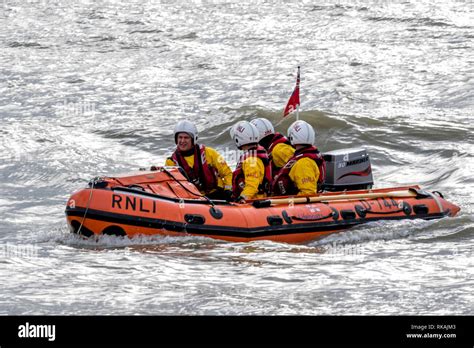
402, 201, 412, 216
355, 205, 367, 218
282, 210, 293, 224
210, 207, 223, 219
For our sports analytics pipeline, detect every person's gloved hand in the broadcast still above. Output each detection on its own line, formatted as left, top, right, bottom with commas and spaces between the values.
150, 166, 158, 171
235, 196, 247, 204
223, 190, 233, 202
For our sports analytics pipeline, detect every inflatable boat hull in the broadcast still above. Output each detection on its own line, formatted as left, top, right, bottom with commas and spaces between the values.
65, 170, 460, 244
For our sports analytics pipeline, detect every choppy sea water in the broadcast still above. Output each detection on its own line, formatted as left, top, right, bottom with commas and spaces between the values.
0, 0, 473, 315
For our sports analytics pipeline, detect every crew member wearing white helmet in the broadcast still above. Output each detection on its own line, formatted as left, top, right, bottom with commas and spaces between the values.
230, 121, 273, 203
272, 120, 326, 196
250, 118, 295, 174
165, 120, 233, 200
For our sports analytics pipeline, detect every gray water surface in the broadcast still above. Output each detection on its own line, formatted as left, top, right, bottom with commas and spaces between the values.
0, 0, 473, 315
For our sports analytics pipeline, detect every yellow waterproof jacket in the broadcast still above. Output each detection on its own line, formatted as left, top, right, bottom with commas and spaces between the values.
165, 146, 232, 193
240, 157, 266, 200
239, 157, 267, 200
288, 157, 320, 195
271, 142, 295, 169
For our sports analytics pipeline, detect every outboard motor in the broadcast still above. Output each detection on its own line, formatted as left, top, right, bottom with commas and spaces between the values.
321, 148, 373, 191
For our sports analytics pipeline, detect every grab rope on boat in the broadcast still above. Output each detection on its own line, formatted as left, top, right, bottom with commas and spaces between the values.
161, 167, 216, 207
77, 178, 96, 236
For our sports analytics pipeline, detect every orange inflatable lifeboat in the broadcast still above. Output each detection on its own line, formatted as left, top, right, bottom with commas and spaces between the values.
65, 165, 460, 244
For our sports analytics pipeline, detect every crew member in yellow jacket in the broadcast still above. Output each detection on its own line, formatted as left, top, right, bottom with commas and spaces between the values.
229, 121, 273, 203
272, 120, 326, 196
164, 120, 233, 201
250, 118, 295, 173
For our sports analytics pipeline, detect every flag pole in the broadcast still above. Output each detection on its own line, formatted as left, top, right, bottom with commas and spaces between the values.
296, 65, 300, 120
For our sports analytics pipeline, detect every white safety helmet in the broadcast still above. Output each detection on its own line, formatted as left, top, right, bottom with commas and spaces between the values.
287, 120, 316, 145
174, 120, 198, 144
250, 118, 275, 141
230, 121, 259, 148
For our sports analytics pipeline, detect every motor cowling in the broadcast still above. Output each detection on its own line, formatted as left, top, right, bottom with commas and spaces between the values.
321, 148, 374, 191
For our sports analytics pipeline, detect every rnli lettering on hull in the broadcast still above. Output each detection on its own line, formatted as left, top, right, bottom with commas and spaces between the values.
112, 194, 156, 213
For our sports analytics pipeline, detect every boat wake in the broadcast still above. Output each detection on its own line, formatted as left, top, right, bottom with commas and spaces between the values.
308, 218, 447, 247
56, 229, 219, 250
50, 214, 471, 254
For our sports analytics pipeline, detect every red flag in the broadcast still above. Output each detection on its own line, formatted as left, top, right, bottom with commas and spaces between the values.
283, 66, 300, 117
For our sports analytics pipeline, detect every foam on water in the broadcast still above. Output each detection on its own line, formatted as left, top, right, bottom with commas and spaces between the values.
1, 0, 472, 315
